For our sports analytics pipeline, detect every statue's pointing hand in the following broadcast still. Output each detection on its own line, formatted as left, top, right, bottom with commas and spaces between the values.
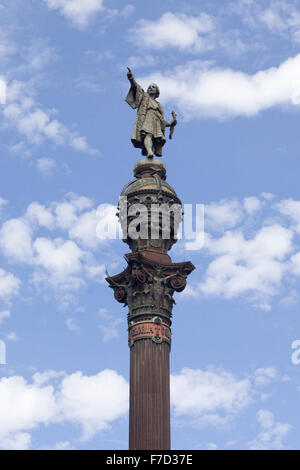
127, 67, 134, 81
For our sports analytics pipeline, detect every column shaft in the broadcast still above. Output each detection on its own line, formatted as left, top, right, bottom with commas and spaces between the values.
129, 339, 170, 450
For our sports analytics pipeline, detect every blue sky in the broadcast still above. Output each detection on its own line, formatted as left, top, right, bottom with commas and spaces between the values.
1, 0, 300, 450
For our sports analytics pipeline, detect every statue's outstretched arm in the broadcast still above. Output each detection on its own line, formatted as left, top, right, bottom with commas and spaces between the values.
127, 67, 137, 89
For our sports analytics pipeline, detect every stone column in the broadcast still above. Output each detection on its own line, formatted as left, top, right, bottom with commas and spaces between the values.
106, 158, 194, 450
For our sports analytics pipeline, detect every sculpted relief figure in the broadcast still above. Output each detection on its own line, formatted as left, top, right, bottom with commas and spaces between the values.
126, 68, 177, 158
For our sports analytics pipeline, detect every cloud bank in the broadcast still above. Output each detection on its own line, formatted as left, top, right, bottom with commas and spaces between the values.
0, 365, 277, 448
43, 0, 105, 29
131, 12, 215, 52
139, 54, 300, 119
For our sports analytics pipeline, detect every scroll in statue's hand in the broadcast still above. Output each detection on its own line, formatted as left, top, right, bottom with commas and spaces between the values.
169, 111, 177, 139
171, 111, 177, 125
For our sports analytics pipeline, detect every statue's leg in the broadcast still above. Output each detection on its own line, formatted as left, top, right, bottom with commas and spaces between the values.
144, 133, 154, 158
155, 141, 163, 157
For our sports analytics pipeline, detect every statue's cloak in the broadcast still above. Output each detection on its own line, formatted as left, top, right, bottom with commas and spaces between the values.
126, 83, 166, 156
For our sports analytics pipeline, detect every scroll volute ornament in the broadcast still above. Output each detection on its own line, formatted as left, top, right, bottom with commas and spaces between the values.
170, 275, 186, 292
114, 286, 127, 303
132, 267, 147, 284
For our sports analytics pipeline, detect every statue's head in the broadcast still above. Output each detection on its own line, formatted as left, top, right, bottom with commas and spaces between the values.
147, 83, 160, 98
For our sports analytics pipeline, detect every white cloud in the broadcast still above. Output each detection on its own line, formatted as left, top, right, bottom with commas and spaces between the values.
8, 141, 32, 158
280, 289, 298, 307
131, 12, 215, 52
171, 367, 252, 424
198, 224, 293, 307
261, 192, 274, 200
3, 193, 300, 310
44, 0, 105, 29
121, 4, 134, 18
277, 198, 300, 233
3, 80, 96, 154
36, 157, 56, 175
66, 194, 94, 212
0, 76, 6, 105
0, 218, 33, 262
170, 366, 284, 431
206, 442, 218, 450
0, 269, 20, 301
231, 0, 300, 45
33, 370, 66, 387
127, 54, 158, 70
243, 196, 262, 214
0, 194, 115, 303
66, 317, 80, 332
69, 203, 117, 248
0, 198, 7, 214
54, 202, 79, 231
33, 237, 84, 277
31, 236, 86, 293
205, 199, 243, 231
98, 318, 123, 342
95, 203, 121, 241
140, 54, 300, 119
0, 26, 15, 61
260, 8, 286, 30
0, 365, 283, 448
97, 307, 112, 319
253, 367, 277, 386
248, 409, 291, 449
74, 75, 104, 94
289, 251, 300, 275
20, 39, 57, 73
41, 440, 74, 450
0, 375, 57, 449
26, 202, 55, 229
0, 432, 32, 450
0, 26, 96, 156
57, 370, 129, 440
259, 1, 300, 42
85, 263, 106, 281
0, 309, 10, 325
182, 194, 300, 309
54, 194, 93, 231
68, 209, 101, 248
0, 369, 128, 448
6, 332, 19, 342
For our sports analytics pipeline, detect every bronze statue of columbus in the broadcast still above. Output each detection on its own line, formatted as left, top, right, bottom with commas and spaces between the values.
126, 68, 177, 159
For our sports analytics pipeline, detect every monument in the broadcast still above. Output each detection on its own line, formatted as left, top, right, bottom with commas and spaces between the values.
106, 69, 195, 450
